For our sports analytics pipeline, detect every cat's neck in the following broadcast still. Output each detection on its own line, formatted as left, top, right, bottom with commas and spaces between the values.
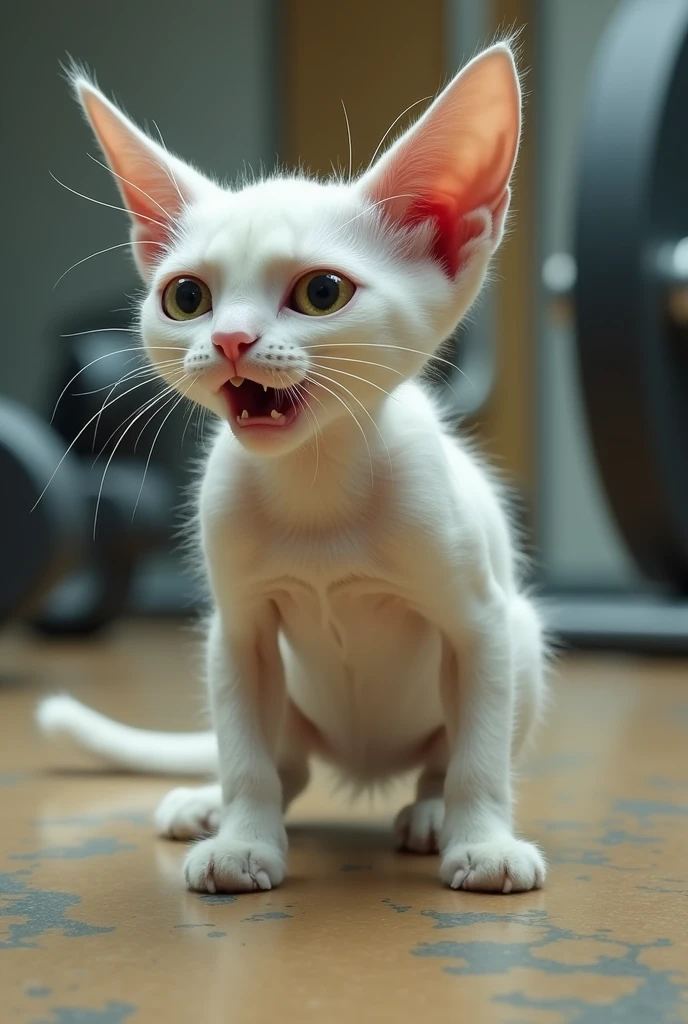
251, 413, 390, 528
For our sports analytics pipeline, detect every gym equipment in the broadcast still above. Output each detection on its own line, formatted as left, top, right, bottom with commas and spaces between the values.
0, 326, 175, 634
543, 0, 688, 651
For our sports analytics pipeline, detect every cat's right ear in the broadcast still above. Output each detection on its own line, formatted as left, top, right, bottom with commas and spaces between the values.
71, 74, 216, 278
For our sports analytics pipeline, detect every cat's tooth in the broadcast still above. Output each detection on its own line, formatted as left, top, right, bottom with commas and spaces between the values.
229, 377, 244, 388
270, 409, 283, 420
263, 385, 268, 392
240, 409, 249, 420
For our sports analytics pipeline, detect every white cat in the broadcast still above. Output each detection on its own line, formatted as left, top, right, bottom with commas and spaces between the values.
38, 42, 547, 895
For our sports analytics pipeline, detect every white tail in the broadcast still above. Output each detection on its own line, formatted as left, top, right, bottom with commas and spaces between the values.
36, 696, 217, 776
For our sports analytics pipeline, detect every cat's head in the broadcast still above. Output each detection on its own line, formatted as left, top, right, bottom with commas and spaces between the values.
72, 44, 520, 457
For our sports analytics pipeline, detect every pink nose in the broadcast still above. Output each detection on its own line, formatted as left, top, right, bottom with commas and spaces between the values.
212, 331, 257, 368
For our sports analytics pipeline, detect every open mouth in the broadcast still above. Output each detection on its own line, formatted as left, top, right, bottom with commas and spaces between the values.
220, 376, 300, 429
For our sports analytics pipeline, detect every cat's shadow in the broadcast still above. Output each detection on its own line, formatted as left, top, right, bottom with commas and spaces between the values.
288, 820, 392, 853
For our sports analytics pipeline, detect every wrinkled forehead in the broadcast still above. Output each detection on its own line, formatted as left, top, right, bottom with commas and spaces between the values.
177, 177, 369, 282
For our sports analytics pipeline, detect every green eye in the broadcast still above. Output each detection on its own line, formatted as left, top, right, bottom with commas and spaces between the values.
291, 271, 355, 316
162, 276, 212, 320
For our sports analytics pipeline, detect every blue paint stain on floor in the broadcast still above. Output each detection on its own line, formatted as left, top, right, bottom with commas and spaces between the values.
646, 777, 688, 791
11, 839, 136, 861
575, 875, 592, 882
243, 912, 291, 922
613, 799, 688, 825
535, 820, 663, 859
382, 899, 412, 914
206, 931, 227, 938
413, 908, 686, 1023
597, 829, 660, 847
0, 871, 114, 949
30, 1000, 135, 1024
637, 885, 688, 896
27, 987, 53, 998
173, 923, 215, 929
197, 894, 237, 906
547, 848, 643, 871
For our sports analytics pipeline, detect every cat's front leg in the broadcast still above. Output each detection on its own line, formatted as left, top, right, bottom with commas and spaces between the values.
438, 591, 546, 893
184, 607, 288, 894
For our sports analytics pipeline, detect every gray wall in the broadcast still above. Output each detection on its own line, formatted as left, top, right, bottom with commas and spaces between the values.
537, 0, 642, 589
2, 0, 275, 412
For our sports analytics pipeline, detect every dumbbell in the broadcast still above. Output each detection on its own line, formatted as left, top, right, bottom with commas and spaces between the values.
542, 0, 688, 593
0, 328, 175, 634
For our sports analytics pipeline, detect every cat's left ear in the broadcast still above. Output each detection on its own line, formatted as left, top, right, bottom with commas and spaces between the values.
72, 75, 218, 279
358, 43, 521, 277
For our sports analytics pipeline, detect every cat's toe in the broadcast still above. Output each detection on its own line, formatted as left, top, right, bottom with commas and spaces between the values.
154, 785, 221, 840
184, 836, 286, 894
394, 798, 444, 853
440, 838, 546, 893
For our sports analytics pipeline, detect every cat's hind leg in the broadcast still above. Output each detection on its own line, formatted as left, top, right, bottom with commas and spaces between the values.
155, 784, 222, 840
155, 702, 311, 840
394, 729, 447, 853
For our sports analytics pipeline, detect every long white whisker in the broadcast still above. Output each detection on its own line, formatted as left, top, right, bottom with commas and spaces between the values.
131, 380, 195, 522
93, 367, 185, 452
61, 328, 131, 337
275, 372, 322, 488
33, 372, 186, 511
309, 361, 401, 403
50, 346, 181, 422
340, 192, 420, 229
71, 359, 183, 397
368, 96, 431, 169
310, 352, 463, 405
303, 374, 374, 485
133, 376, 190, 452
180, 396, 198, 450
294, 384, 321, 487
87, 152, 170, 217
306, 369, 392, 478
301, 342, 474, 388
307, 353, 406, 378
92, 378, 189, 539
94, 375, 188, 459
341, 99, 353, 183
49, 171, 167, 228
151, 119, 186, 209
53, 240, 150, 289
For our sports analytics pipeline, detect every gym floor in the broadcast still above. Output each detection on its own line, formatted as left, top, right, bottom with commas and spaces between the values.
1, 624, 687, 1024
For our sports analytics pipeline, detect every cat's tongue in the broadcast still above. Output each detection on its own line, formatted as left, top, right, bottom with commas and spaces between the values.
220, 378, 297, 428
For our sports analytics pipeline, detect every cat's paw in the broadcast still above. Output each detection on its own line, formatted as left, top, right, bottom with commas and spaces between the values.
394, 798, 444, 853
184, 836, 286, 894
440, 838, 546, 893
155, 785, 221, 840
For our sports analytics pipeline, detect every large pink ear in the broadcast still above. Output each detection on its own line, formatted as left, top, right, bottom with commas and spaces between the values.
358, 44, 521, 277
73, 75, 216, 278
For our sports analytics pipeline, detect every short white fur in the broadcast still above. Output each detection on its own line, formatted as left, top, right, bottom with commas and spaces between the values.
38, 43, 548, 894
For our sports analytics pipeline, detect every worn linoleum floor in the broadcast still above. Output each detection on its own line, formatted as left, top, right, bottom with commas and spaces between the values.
1, 623, 687, 1023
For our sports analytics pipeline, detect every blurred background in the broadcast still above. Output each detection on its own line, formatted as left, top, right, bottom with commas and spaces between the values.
1, 0, 687, 651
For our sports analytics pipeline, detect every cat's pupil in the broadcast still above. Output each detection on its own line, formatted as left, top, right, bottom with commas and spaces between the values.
176, 279, 202, 314
307, 274, 340, 310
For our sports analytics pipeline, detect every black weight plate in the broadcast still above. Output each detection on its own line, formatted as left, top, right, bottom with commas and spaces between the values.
0, 398, 85, 622
574, 0, 688, 590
